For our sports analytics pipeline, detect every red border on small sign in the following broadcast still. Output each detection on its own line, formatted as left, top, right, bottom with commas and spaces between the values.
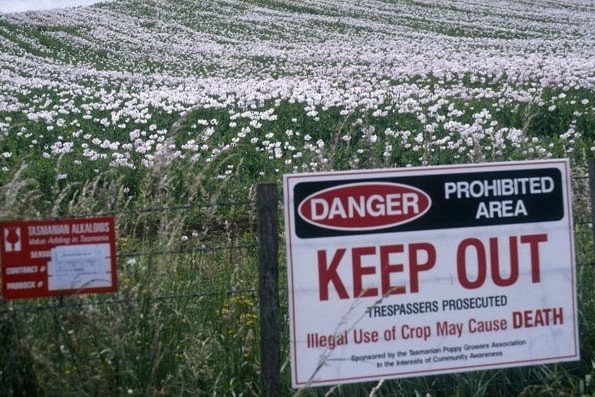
1, 216, 117, 299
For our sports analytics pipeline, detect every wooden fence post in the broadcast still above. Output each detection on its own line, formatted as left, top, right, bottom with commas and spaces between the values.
587, 158, 595, 288
588, 158, 595, 258
257, 183, 281, 397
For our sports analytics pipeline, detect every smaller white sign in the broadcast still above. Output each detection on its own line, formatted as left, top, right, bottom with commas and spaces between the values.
48, 243, 112, 291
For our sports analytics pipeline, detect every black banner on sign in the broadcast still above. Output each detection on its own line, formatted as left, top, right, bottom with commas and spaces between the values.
293, 167, 563, 238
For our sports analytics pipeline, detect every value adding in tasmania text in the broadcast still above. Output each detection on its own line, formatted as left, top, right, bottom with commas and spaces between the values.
283, 159, 578, 388
1, 216, 117, 299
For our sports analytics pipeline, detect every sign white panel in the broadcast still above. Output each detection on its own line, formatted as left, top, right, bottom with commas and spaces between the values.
284, 159, 578, 388
48, 243, 112, 291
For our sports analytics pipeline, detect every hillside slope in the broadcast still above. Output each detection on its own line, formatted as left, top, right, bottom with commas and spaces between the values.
0, 0, 593, 197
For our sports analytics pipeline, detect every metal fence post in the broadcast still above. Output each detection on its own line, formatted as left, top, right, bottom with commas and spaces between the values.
257, 183, 281, 397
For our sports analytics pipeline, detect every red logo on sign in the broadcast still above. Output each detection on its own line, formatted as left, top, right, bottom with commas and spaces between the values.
298, 182, 431, 231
